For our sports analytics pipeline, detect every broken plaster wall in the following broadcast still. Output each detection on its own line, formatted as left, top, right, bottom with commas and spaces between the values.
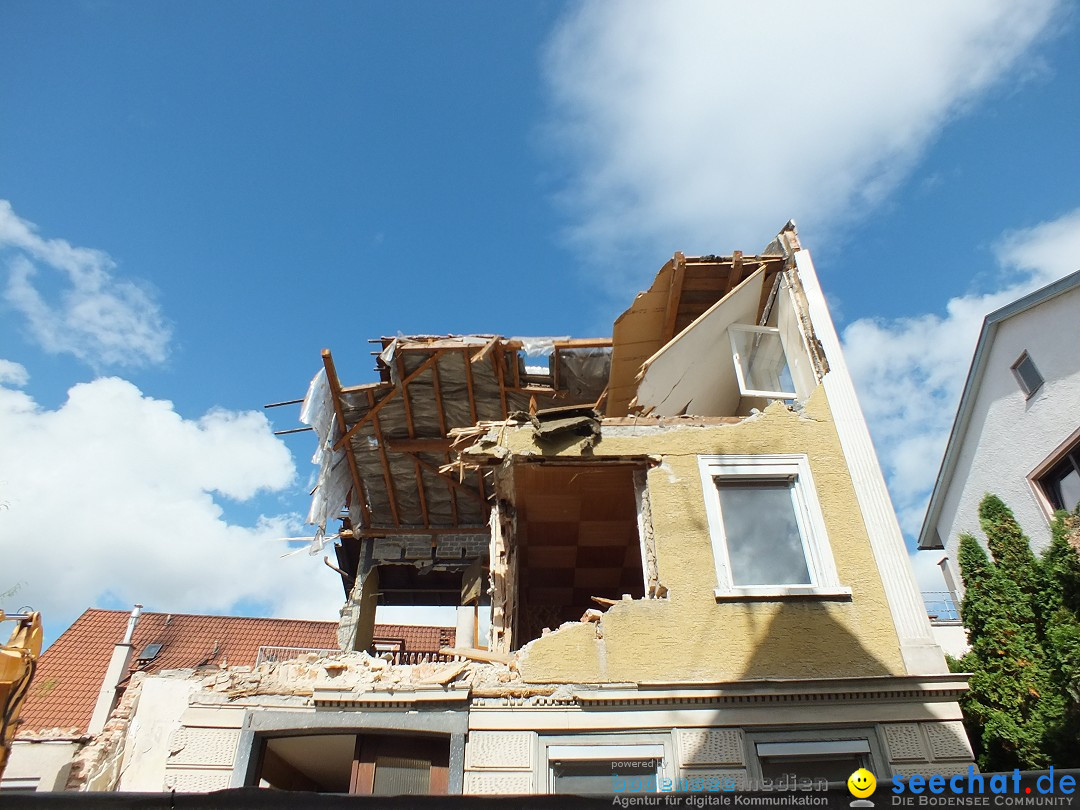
477, 387, 906, 684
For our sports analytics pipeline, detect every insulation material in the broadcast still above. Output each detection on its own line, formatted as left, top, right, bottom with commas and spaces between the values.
301, 366, 350, 552
511, 336, 571, 356
634, 268, 765, 417
557, 347, 611, 400
299, 368, 334, 463
334, 336, 612, 532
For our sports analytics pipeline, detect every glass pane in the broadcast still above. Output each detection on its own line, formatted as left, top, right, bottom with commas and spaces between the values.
552, 760, 655, 794
1014, 355, 1043, 395
760, 754, 865, 784
715, 480, 811, 586
1056, 468, 1080, 512
372, 754, 430, 795
732, 329, 795, 395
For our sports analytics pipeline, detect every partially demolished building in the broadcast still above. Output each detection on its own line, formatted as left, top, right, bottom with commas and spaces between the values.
37, 224, 976, 796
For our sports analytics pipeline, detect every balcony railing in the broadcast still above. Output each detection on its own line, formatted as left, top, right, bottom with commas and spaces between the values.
922, 591, 961, 624
255, 645, 455, 667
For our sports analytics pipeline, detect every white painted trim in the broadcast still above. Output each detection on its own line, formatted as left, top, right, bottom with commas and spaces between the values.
547, 744, 663, 760
791, 249, 945, 675
756, 740, 869, 757
698, 453, 847, 599
728, 325, 798, 399
541, 735, 673, 794
468, 702, 964, 731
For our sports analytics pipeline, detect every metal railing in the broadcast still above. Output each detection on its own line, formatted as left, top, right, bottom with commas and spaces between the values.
922, 591, 961, 623
255, 645, 455, 667
255, 645, 338, 666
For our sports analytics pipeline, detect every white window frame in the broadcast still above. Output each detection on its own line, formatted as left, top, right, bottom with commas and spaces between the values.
699, 454, 850, 600
728, 324, 798, 400
541, 735, 673, 794
745, 728, 886, 786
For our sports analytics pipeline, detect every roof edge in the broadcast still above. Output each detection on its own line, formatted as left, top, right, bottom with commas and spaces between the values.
917, 268, 1080, 550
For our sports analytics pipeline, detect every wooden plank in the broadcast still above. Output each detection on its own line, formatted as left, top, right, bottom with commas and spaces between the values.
661, 251, 687, 342
321, 350, 370, 529
333, 351, 443, 451
366, 388, 401, 527
428, 360, 458, 526
403, 452, 486, 506
552, 338, 614, 349
470, 335, 500, 365
347, 526, 487, 537
397, 354, 430, 528
439, 646, 512, 664
492, 345, 509, 418
727, 249, 745, 290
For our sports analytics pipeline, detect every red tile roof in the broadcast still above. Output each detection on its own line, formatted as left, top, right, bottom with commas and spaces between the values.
18, 609, 455, 734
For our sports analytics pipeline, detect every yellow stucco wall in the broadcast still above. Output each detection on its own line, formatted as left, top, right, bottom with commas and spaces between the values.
485, 388, 906, 684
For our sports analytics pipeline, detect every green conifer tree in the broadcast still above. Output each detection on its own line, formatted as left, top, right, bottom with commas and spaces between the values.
954, 495, 1080, 770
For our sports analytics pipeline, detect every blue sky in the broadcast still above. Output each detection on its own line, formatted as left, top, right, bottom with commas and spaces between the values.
2, 1, 1079, 645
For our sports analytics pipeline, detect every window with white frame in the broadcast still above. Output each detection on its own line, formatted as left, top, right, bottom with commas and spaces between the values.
541, 736, 672, 795
753, 739, 873, 785
729, 325, 797, 400
699, 455, 850, 600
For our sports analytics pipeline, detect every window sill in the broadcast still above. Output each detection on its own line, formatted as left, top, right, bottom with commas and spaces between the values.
714, 586, 853, 602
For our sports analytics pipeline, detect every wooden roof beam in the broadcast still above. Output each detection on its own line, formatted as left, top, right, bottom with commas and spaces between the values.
321, 349, 370, 529
333, 350, 444, 451
397, 353, 431, 528
366, 388, 402, 527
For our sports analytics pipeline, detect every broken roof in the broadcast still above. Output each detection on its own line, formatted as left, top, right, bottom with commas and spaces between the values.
305, 224, 805, 599
18, 609, 454, 734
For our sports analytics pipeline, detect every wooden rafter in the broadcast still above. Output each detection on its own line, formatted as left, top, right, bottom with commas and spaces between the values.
397, 353, 430, 528
728, 250, 745, 290
333, 350, 443, 451
429, 361, 459, 526
661, 251, 687, 343
492, 345, 509, 418
346, 526, 488, 537
461, 348, 487, 503
321, 349, 370, 529
365, 388, 402, 527
403, 452, 485, 506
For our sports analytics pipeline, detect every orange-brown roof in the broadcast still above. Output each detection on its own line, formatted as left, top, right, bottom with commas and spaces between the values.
18, 609, 455, 735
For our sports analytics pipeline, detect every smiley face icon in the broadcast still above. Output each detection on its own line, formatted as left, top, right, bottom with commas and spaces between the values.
848, 768, 876, 798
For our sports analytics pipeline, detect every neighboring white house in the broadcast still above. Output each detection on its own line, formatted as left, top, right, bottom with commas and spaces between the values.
918, 270, 1080, 589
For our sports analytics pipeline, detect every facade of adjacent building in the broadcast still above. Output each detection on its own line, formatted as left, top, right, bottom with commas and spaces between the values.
2, 609, 453, 793
918, 270, 1080, 588
10, 223, 976, 797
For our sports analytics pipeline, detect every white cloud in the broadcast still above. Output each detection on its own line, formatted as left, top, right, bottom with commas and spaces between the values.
542, 0, 1061, 275
0, 371, 343, 640
844, 208, 1080, 543
0, 200, 172, 368
0, 358, 28, 387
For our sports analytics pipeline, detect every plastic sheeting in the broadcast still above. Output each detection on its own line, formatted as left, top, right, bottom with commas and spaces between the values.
300, 367, 350, 554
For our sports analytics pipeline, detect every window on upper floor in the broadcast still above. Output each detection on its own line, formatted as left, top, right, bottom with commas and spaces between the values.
1039, 443, 1080, 514
729, 325, 797, 400
699, 455, 851, 601
1011, 351, 1044, 398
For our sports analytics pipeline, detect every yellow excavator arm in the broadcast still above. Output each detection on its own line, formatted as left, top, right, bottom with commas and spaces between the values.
0, 611, 43, 780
